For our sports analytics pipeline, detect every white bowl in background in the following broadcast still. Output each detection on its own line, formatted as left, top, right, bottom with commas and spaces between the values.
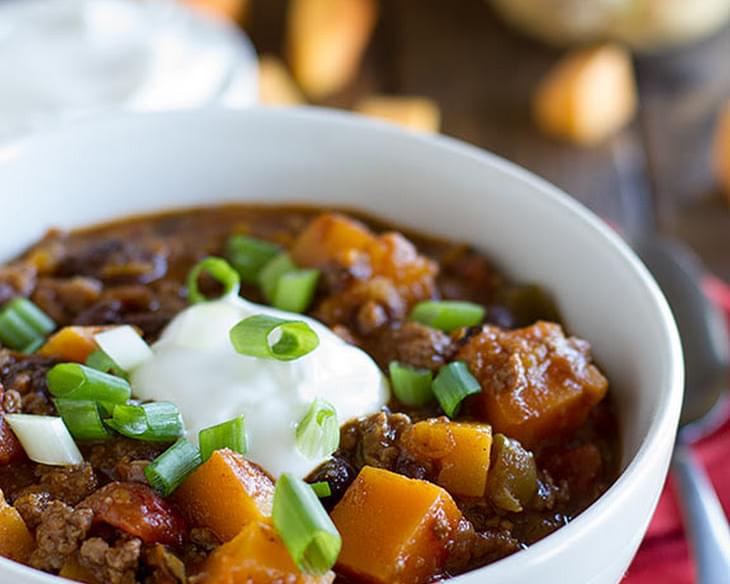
0, 108, 683, 584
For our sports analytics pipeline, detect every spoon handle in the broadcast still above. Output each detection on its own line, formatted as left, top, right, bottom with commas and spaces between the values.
672, 442, 730, 583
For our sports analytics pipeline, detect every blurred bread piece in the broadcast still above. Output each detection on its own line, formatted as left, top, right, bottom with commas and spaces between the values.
259, 56, 306, 106
713, 101, 730, 201
355, 96, 441, 133
182, 0, 249, 22
532, 44, 637, 145
287, 0, 378, 100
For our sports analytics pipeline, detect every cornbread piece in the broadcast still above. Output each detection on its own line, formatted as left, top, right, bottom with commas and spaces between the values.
532, 44, 637, 145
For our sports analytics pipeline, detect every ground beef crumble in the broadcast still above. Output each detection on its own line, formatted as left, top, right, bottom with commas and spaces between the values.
79, 537, 142, 584
30, 501, 93, 572
30, 463, 98, 506
13, 491, 52, 529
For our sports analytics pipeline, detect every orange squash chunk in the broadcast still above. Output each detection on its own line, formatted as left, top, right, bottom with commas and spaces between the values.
292, 214, 437, 329
59, 555, 97, 583
0, 489, 34, 563
456, 321, 608, 448
174, 449, 274, 542
366, 233, 438, 303
403, 419, 492, 497
291, 213, 375, 268
331, 466, 462, 584
203, 520, 334, 584
38, 326, 111, 362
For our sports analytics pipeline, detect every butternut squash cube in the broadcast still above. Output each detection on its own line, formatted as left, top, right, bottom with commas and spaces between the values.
174, 449, 274, 542
59, 555, 98, 583
38, 326, 111, 363
409, 420, 493, 497
402, 419, 492, 497
291, 213, 375, 268
456, 321, 608, 448
331, 466, 462, 584
203, 520, 334, 584
287, 0, 378, 99
532, 44, 637, 145
0, 489, 34, 563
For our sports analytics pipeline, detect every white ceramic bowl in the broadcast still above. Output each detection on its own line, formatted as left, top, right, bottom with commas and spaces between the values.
0, 108, 683, 584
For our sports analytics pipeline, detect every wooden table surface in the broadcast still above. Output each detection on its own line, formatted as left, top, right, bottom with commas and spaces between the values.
249, 0, 730, 281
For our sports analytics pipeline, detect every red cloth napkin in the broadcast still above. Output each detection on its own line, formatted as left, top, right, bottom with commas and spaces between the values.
623, 276, 730, 583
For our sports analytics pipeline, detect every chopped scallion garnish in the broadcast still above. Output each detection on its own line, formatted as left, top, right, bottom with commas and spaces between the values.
186, 257, 241, 304
389, 361, 434, 407
144, 439, 202, 496
0, 297, 56, 352
432, 361, 482, 418
94, 325, 152, 372
4, 414, 83, 466
295, 398, 339, 460
86, 349, 127, 379
309, 482, 332, 498
258, 253, 297, 302
273, 269, 320, 313
225, 235, 281, 284
105, 402, 184, 442
409, 300, 485, 332
229, 315, 319, 361
53, 399, 110, 441
273, 473, 341, 575
22, 337, 46, 355
47, 363, 131, 404
199, 415, 248, 461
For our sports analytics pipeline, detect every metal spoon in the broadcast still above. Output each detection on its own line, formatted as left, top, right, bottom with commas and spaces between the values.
636, 237, 730, 583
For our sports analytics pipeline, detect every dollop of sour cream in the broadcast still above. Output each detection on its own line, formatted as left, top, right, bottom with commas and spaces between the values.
131, 296, 389, 478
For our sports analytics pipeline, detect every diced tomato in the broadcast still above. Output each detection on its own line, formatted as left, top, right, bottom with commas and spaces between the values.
0, 416, 25, 465
79, 481, 186, 546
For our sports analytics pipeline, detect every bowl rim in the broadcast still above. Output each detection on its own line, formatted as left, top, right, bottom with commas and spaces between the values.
0, 107, 684, 583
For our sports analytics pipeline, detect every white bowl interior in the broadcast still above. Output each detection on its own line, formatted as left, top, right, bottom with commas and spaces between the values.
0, 108, 682, 584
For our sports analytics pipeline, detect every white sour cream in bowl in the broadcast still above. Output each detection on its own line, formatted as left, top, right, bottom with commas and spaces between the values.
131, 295, 389, 478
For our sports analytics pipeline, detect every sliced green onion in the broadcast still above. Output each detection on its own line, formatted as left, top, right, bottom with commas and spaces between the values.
106, 402, 184, 442
273, 473, 341, 575
273, 269, 320, 313
86, 350, 127, 379
225, 235, 281, 284
53, 399, 110, 441
199, 415, 247, 461
47, 363, 131, 404
432, 361, 482, 418
388, 361, 434, 407
258, 253, 296, 302
4, 414, 82, 466
3, 297, 55, 335
295, 398, 339, 460
186, 257, 241, 304
309, 482, 332, 498
22, 337, 46, 355
0, 297, 56, 352
144, 439, 202, 496
230, 315, 319, 361
0, 312, 39, 352
94, 325, 152, 372
409, 300, 486, 332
